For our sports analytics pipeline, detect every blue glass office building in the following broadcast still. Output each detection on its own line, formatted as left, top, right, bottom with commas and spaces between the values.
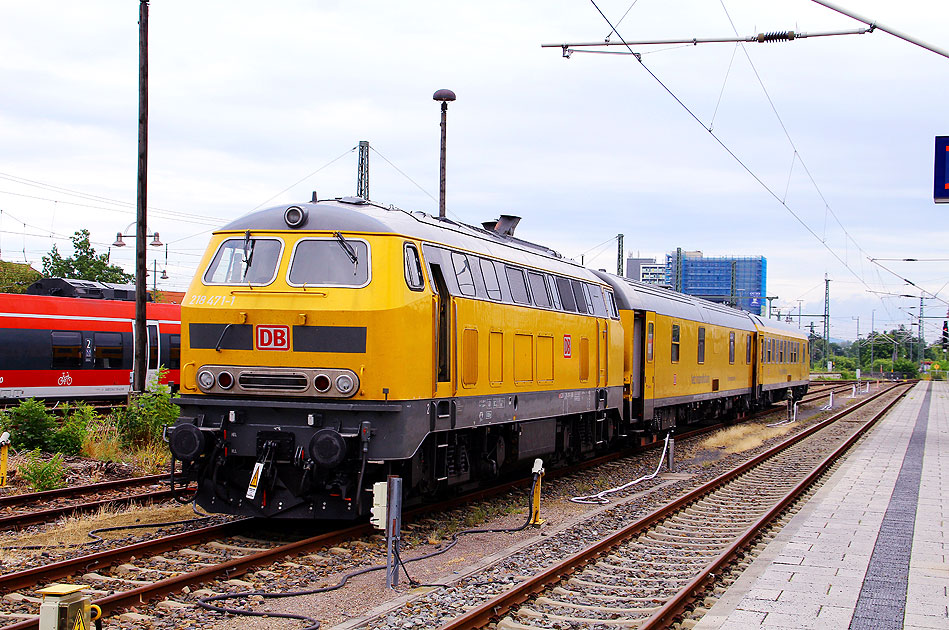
664, 250, 767, 315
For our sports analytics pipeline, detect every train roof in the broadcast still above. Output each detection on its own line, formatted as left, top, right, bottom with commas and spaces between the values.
748, 314, 809, 339
591, 270, 759, 331
216, 197, 607, 284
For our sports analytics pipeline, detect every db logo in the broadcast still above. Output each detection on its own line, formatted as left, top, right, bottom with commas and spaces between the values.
58, 372, 74, 386
563, 335, 572, 359
256, 325, 290, 351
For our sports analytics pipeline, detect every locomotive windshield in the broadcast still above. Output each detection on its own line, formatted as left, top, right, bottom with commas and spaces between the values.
203, 237, 282, 285
288, 237, 370, 287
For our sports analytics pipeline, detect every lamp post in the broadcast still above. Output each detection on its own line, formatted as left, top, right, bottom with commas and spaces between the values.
113, 222, 162, 393
433, 89, 456, 219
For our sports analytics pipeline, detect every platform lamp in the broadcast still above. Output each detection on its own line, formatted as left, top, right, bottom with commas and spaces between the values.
113, 222, 163, 394
433, 89, 456, 219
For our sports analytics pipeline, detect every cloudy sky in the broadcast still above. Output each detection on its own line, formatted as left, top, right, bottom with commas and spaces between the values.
1, 0, 947, 343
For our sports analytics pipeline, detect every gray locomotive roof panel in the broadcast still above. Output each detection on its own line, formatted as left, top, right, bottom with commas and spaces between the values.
217, 199, 606, 284
592, 270, 757, 331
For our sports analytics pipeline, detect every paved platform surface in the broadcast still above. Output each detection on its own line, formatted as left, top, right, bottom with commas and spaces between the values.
694, 380, 948, 630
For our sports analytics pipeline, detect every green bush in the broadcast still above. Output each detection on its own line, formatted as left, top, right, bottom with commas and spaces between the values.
49, 402, 96, 455
1, 398, 54, 451
115, 368, 180, 447
18, 449, 66, 491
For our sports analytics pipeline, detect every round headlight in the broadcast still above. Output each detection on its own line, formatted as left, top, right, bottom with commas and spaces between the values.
335, 374, 355, 395
217, 371, 234, 389
284, 205, 308, 228
314, 374, 331, 393
197, 370, 215, 390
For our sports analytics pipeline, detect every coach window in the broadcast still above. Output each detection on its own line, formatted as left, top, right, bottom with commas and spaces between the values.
169, 334, 181, 370
94, 332, 124, 369
505, 266, 531, 305
148, 326, 159, 370
547, 275, 562, 310
555, 277, 577, 312
698, 327, 706, 364
587, 284, 608, 317
746, 334, 752, 364
729, 332, 736, 364
527, 272, 551, 308
51, 331, 83, 369
606, 290, 619, 319
452, 252, 477, 297
571, 280, 588, 314
671, 324, 680, 363
767, 338, 773, 363
647, 322, 654, 361
480, 258, 502, 300
404, 243, 424, 291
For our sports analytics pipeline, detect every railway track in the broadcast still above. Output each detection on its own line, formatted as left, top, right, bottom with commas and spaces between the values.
436, 381, 910, 630
0, 474, 177, 532
0, 386, 857, 629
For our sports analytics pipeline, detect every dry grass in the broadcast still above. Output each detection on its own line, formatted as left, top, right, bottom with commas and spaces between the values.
698, 422, 795, 455
81, 420, 124, 462
2, 503, 198, 549
131, 441, 171, 474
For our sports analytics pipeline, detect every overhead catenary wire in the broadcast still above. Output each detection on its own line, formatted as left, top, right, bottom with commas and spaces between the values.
574, 0, 927, 314
543, 26, 872, 53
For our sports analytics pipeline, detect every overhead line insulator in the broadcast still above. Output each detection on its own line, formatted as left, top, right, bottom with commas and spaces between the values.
756, 31, 796, 43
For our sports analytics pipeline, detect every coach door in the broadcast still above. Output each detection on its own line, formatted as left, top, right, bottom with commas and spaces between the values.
146, 324, 160, 382
642, 312, 656, 423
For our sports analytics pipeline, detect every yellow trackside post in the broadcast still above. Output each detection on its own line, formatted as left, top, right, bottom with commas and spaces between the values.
0, 432, 10, 488
529, 458, 545, 526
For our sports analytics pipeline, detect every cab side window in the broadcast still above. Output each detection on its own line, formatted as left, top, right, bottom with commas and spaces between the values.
404, 243, 424, 291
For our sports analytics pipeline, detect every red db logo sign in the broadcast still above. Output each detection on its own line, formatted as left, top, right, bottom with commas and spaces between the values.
563, 335, 572, 358
257, 325, 290, 351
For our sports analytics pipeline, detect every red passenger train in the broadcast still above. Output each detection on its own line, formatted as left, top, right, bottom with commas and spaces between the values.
0, 279, 180, 401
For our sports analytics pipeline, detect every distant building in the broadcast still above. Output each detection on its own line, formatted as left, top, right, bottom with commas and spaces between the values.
625, 257, 669, 287
664, 248, 766, 315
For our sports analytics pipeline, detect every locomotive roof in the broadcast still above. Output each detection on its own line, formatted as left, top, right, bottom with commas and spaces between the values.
217, 197, 606, 284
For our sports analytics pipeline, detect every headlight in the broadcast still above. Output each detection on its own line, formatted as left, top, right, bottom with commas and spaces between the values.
335, 374, 355, 395
197, 370, 215, 390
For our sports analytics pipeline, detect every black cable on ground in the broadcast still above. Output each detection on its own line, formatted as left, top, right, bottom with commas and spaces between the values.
0, 497, 214, 550
197, 473, 542, 629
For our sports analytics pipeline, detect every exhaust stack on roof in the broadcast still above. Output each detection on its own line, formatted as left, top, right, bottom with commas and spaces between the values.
482, 214, 521, 237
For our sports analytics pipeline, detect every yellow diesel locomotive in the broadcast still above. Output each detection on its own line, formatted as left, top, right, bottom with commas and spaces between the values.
167, 197, 808, 519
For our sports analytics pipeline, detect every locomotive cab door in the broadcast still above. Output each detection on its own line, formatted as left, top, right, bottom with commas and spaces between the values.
428, 262, 454, 398
596, 318, 608, 387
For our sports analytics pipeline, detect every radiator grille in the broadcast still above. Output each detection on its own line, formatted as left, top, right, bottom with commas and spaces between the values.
239, 372, 309, 391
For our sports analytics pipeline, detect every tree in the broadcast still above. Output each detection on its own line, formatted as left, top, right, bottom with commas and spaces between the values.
0, 260, 41, 293
42, 230, 133, 283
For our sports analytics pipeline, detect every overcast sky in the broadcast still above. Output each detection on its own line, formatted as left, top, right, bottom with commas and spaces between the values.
1, 0, 947, 343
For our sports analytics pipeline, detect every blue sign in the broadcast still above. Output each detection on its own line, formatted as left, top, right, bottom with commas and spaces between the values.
936, 136, 949, 204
